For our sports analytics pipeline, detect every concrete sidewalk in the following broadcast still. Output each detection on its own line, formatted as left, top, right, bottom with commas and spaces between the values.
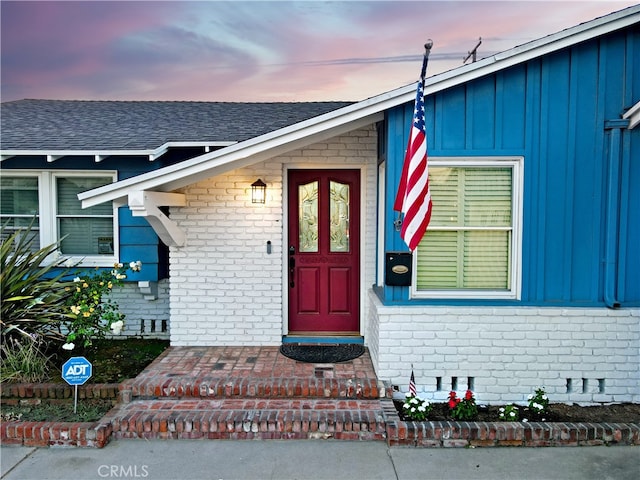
2, 441, 639, 480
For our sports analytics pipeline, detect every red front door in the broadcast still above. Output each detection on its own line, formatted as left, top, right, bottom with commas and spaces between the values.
288, 169, 360, 334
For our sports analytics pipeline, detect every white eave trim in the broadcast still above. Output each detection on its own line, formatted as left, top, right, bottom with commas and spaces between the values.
623, 101, 640, 130
81, 109, 385, 207
78, 4, 640, 207
0, 141, 236, 162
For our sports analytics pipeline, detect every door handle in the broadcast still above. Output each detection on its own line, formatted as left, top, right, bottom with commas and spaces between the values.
289, 246, 295, 287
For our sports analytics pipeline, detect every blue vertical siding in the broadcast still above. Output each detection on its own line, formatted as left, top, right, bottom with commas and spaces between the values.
384, 26, 640, 307
497, 66, 527, 150
116, 158, 166, 282
468, 76, 496, 150
118, 207, 161, 282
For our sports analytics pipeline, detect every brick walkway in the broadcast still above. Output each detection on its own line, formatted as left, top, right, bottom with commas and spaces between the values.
119, 346, 382, 400
105, 346, 389, 441
132, 345, 377, 379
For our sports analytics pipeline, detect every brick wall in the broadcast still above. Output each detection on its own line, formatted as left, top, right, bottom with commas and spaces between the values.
367, 290, 640, 405
169, 126, 378, 346
107, 279, 170, 339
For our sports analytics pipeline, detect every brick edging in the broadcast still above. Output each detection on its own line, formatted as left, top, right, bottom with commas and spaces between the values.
0, 419, 113, 448
381, 400, 640, 447
0, 383, 120, 401
2, 387, 638, 448
1, 383, 119, 448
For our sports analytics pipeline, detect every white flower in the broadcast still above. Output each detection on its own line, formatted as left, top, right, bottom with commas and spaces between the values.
62, 342, 75, 351
418, 405, 426, 412
509, 411, 517, 417
116, 274, 126, 280
499, 407, 505, 412
527, 394, 533, 400
410, 407, 416, 413
129, 261, 142, 272
542, 395, 548, 400
110, 320, 124, 335
73, 277, 81, 282
522, 418, 529, 423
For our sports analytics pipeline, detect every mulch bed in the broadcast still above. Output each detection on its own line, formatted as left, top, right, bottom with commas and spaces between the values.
393, 399, 640, 423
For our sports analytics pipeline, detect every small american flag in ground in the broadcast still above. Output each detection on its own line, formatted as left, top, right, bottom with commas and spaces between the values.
394, 51, 432, 252
409, 368, 417, 397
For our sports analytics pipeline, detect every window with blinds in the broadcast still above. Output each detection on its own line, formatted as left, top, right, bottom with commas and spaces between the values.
0, 176, 40, 252
0, 171, 117, 265
56, 176, 114, 255
413, 160, 521, 299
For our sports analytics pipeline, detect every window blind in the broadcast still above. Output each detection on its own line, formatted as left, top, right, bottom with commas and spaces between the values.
416, 167, 512, 290
56, 177, 113, 255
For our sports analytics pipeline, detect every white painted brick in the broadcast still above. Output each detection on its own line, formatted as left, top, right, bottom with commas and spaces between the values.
107, 280, 169, 339
368, 291, 640, 405
167, 127, 377, 346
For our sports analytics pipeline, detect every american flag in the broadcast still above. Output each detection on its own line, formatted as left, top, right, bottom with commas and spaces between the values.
394, 51, 432, 252
409, 367, 417, 397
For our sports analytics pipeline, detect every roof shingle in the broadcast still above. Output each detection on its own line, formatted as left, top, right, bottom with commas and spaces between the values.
0, 99, 353, 151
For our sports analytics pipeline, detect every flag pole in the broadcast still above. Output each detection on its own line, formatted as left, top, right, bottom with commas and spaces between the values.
422, 39, 433, 76
393, 39, 434, 235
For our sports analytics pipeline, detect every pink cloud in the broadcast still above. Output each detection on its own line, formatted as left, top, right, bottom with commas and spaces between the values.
1, 1, 637, 102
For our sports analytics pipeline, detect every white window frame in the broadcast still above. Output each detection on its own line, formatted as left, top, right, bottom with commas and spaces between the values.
410, 156, 523, 300
2, 170, 119, 267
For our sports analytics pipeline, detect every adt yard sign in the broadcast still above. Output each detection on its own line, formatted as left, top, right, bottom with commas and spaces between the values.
62, 356, 92, 385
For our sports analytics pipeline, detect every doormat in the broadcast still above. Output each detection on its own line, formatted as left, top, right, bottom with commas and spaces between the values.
279, 344, 365, 364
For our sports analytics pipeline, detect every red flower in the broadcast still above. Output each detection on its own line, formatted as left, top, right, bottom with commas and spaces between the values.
465, 390, 474, 401
448, 391, 461, 409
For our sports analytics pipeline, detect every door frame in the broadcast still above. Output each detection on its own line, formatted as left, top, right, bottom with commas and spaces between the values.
282, 164, 367, 336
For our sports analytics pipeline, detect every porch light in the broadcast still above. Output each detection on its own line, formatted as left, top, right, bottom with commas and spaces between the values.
251, 179, 267, 204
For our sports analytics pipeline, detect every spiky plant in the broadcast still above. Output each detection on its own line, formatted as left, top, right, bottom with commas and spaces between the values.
1, 221, 75, 345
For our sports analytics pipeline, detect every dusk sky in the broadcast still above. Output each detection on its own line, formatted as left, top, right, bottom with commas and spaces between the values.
2, 1, 638, 102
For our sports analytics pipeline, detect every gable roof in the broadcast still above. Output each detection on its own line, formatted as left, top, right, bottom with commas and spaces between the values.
60, 4, 639, 207
0, 100, 352, 160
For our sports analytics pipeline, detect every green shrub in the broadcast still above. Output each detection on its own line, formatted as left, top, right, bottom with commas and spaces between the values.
2, 221, 141, 355
63, 261, 141, 348
1, 221, 75, 344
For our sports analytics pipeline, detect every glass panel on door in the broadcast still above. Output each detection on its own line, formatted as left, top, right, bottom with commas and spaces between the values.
329, 181, 349, 252
298, 181, 319, 252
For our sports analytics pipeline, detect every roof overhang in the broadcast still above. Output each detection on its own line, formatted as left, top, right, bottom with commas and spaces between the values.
0, 141, 235, 163
77, 4, 640, 208
81, 107, 385, 207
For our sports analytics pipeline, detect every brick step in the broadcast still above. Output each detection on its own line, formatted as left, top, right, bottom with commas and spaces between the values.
120, 377, 385, 402
103, 398, 387, 441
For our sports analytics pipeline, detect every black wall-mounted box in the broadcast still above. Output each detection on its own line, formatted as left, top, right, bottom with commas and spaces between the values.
385, 252, 412, 286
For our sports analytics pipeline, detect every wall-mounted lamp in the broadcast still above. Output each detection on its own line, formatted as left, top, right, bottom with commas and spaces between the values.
251, 179, 267, 204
